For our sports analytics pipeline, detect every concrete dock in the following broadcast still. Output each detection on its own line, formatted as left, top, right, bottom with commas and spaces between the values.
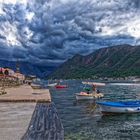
0, 103, 36, 140
0, 85, 51, 102
0, 85, 64, 140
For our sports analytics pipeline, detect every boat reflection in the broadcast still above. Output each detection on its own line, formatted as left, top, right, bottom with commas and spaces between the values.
73, 100, 101, 115
73, 100, 96, 106
97, 113, 140, 124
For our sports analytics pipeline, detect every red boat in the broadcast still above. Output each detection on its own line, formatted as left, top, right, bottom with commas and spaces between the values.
55, 85, 67, 88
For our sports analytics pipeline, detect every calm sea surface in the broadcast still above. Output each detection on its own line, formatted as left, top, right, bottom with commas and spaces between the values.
48, 80, 140, 140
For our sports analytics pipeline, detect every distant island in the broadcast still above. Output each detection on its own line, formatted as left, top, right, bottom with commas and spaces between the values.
47, 44, 140, 80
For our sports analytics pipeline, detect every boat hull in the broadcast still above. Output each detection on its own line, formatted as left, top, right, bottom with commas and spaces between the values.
55, 85, 67, 88
97, 101, 140, 114
31, 84, 42, 89
47, 83, 57, 87
75, 93, 103, 100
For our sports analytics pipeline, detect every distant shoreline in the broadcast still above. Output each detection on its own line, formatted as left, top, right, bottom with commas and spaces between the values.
48, 76, 140, 82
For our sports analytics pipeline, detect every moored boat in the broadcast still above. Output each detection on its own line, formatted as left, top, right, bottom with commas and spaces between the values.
75, 92, 104, 100
82, 81, 106, 86
96, 100, 140, 114
47, 83, 57, 87
31, 83, 42, 89
55, 85, 67, 88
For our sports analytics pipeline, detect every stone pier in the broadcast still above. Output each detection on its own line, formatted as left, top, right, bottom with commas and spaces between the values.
0, 85, 64, 140
0, 103, 36, 140
0, 85, 51, 102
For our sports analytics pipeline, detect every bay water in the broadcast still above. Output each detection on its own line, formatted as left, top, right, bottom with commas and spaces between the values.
49, 80, 140, 140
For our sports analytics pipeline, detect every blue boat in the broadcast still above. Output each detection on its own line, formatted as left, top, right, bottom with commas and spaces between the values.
96, 100, 140, 114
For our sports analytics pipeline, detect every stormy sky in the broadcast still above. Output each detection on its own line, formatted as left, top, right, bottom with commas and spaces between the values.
0, 0, 140, 66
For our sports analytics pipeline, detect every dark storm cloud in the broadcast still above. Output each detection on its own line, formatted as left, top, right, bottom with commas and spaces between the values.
0, 0, 139, 66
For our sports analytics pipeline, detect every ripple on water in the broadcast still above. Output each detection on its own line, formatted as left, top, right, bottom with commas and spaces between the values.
49, 80, 140, 140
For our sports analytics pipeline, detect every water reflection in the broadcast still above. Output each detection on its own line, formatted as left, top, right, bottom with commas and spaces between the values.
96, 113, 140, 140
98, 113, 140, 123
73, 100, 96, 106
73, 100, 100, 115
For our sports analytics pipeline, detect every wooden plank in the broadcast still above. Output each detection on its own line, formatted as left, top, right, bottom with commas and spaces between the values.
22, 103, 64, 140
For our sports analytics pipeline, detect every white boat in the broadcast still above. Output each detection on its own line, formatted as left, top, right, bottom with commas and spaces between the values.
31, 83, 42, 89
75, 92, 104, 100
82, 82, 106, 86
96, 100, 140, 114
133, 79, 140, 82
47, 83, 57, 87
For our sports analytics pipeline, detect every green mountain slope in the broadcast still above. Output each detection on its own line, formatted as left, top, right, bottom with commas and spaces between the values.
48, 44, 140, 79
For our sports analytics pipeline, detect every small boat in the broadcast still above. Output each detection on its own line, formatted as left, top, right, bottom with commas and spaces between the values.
96, 100, 140, 114
75, 92, 104, 100
82, 82, 106, 86
133, 79, 140, 82
47, 83, 57, 87
55, 85, 67, 88
31, 83, 42, 89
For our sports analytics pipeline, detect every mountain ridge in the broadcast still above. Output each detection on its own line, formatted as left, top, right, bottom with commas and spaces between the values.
47, 44, 140, 79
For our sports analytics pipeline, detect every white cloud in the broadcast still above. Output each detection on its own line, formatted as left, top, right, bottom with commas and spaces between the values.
0, 0, 17, 5
0, 0, 139, 65
25, 12, 34, 22
0, 22, 21, 46
0, 0, 27, 5
127, 19, 140, 38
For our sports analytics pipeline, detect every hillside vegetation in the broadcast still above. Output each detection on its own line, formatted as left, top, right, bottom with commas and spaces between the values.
48, 45, 140, 79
